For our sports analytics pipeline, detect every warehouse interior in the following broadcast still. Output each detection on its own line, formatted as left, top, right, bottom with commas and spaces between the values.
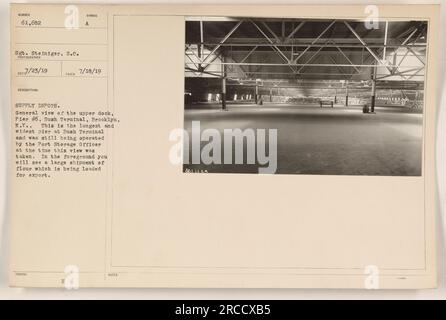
184, 18, 427, 175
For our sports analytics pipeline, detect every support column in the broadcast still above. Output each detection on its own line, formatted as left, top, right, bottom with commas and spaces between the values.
382, 21, 388, 61
199, 19, 204, 59
415, 90, 419, 109
221, 78, 226, 110
371, 65, 377, 113
345, 81, 349, 106
269, 88, 272, 102
255, 85, 259, 104
334, 88, 337, 104
221, 55, 226, 110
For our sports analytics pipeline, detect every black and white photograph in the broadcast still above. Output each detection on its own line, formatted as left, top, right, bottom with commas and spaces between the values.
3, 1, 444, 297
184, 17, 427, 176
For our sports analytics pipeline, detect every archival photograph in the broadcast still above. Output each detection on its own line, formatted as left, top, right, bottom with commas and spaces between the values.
183, 17, 427, 175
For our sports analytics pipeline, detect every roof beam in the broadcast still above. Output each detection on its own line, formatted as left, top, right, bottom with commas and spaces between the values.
261, 21, 281, 43
239, 45, 258, 63
186, 62, 410, 68
401, 27, 426, 65
250, 20, 297, 74
250, 20, 289, 62
343, 21, 393, 74
202, 20, 243, 66
382, 21, 389, 60
327, 55, 348, 75
285, 21, 306, 42
190, 42, 427, 48
333, 43, 361, 73
293, 20, 336, 63
296, 42, 328, 73
343, 21, 384, 65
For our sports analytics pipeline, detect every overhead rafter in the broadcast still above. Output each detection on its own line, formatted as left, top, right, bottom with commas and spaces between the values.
189, 43, 427, 49
201, 20, 244, 66
343, 20, 393, 74
285, 21, 306, 43
401, 26, 426, 66
293, 20, 336, 63
185, 62, 408, 67
250, 19, 297, 73
382, 21, 389, 60
327, 55, 349, 76
333, 42, 361, 73
352, 24, 426, 79
239, 46, 259, 63
185, 18, 427, 80
250, 20, 290, 62
261, 21, 281, 43
296, 41, 329, 74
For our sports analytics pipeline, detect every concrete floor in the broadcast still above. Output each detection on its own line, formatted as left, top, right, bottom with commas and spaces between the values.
183, 103, 423, 176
